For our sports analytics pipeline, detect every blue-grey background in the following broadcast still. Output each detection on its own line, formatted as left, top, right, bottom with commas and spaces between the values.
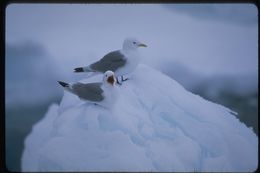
5, 4, 258, 171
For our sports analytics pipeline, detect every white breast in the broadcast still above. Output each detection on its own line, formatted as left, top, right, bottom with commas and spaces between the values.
99, 85, 119, 108
116, 50, 141, 76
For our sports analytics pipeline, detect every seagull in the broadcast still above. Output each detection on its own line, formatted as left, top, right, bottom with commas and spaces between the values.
58, 71, 118, 108
74, 38, 147, 84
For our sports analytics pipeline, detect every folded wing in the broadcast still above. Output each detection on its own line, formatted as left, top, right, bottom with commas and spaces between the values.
89, 50, 127, 73
72, 82, 104, 102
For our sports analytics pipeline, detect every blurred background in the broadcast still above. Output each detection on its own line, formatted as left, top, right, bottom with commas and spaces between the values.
5, 3, 258, 171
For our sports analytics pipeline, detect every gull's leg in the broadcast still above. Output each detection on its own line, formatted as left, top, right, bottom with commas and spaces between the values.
116, 76, 122, 85
116, 75, 129, 85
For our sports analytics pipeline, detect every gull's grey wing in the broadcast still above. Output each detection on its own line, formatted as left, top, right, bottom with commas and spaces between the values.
90, 50, 127, 73
72, 82, 104, 102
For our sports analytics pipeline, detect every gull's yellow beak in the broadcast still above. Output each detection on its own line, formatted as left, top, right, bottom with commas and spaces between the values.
138, 43, 147, 47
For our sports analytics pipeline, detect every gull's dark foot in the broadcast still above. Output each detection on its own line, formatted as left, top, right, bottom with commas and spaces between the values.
122, 77, 128, 82
121, 76, 129, 82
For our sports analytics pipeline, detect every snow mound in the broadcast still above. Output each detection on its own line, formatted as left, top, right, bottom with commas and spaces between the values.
22, 64, 258, 172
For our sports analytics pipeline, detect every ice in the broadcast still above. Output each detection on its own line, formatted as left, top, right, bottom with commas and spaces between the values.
22, 64, 258, 172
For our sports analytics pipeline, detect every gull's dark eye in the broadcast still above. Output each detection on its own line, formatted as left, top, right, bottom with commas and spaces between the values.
133, 41, 136, 44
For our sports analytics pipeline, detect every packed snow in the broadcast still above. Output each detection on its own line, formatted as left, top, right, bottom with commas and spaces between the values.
22, 64, 258, 172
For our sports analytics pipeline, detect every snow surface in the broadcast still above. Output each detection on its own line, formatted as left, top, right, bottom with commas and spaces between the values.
22, 64, 258, 172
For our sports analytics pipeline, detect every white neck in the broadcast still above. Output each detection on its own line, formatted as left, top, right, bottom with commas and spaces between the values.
122, 48, 139, 56
122, 45, 138, 52
103, 82, 114, 88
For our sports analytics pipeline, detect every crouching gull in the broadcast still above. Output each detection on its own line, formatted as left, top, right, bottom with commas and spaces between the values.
74, 38, 147, 84
58, 71, 118, 108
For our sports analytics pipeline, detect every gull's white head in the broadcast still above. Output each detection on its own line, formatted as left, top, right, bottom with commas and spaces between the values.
122, 37, 147, 51
103, 70, 116, 86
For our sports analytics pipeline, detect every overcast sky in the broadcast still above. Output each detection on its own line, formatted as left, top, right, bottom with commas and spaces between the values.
6, 3, 258, 78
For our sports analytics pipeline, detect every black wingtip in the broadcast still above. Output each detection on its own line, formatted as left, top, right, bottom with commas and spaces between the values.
74, 67, 84, 72
58, 81, 69, 87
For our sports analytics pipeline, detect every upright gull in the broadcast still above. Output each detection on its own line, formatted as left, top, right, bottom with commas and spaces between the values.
58, 71, 118, 108
74, 38, 147, 84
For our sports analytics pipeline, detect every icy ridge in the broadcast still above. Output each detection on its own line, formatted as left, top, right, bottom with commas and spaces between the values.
22, 64, 258, 172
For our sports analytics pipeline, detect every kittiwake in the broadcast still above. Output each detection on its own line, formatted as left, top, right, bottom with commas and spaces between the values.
74, 38, 147, 84
58, 71, 118, 108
